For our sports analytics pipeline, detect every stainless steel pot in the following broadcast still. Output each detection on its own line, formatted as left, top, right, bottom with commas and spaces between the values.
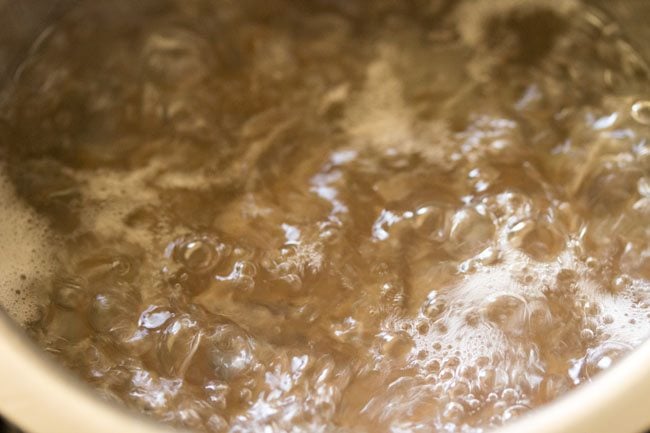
1, 1, 649, 432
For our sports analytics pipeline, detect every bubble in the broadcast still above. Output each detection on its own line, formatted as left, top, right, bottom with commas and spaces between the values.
524, 225, 565, 261
157, 315, 202, 377
442, 356, 461, 369
464, 308, 481, 327
184, 241, 215, 269
583, 301, 602, 317
379, 331, 414, 361
448, 380, 471, 398
502, 404, 529, 422
579, 328, 595, 341
438, 367, 455, 382
580, 341, 632, 380
483, 294, 527, 337
476, 367, 509, 395
139, 306, 174, 330
416, 320, 430, 335
425, 359, 442, 374
555, 266, 576, 289
215, 260, 257, 293
448, 207, 495, 257
465, 397, 482, 412
207, 414, 229, 432
527, 299, 553, 334
207, 323, 256, 380
500, 388, 518, 404
457, 364, 476, 380
509, 219, 565, 261
77, 251, 139, 283
474, 356, 490, 368
171, 235, 226, 274
443, 402, 465, 421
631, 100, 650, 125
492, 400, 508, 414
205, 381, 230, 411
88, 288, 137, 334
422, 291, 446, 320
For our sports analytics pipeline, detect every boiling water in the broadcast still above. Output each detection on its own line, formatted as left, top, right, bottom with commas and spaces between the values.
1, 0, 650, 432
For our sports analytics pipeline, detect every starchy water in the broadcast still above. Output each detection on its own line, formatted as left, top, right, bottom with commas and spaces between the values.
1, 0, 650, 432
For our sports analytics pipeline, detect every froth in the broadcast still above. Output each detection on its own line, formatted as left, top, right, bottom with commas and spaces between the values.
0, 166, 54, 324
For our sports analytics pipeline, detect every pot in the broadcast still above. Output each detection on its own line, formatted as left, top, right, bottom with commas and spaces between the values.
0, 0, 649, 432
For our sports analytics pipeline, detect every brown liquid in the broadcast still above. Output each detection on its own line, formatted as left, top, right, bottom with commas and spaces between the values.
1, 0, 650, 432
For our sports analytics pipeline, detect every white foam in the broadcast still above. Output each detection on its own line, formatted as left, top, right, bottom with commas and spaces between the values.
0, 165, 55, 325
